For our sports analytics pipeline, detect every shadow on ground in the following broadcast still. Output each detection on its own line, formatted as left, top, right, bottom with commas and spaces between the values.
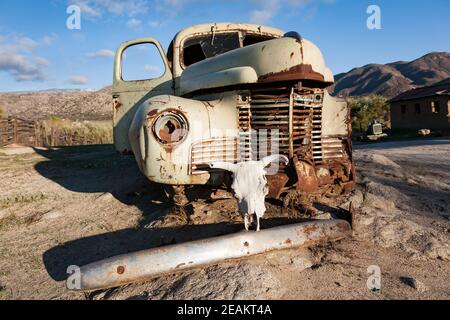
34, 145, 307, 282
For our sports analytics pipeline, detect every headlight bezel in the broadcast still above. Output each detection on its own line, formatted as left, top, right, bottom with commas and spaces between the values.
151, 109, 189, 146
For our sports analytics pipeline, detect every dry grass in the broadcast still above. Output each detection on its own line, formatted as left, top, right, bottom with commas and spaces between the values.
0, 193, 48, 209
40, 117, 113, 146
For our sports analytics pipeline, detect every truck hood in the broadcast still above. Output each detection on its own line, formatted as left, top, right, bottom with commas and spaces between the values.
179, 37, 334, 95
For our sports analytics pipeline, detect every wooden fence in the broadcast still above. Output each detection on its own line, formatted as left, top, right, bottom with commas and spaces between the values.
0, 117, 111, 148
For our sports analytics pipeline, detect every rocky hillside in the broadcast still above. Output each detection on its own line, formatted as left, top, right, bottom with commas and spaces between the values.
331, 52, 450, 97
0, 87, 113, 121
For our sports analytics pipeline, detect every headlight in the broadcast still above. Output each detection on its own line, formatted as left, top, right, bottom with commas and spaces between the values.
152, 110, 188, 145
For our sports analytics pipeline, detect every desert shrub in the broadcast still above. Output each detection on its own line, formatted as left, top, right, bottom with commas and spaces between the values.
346, 95, 390, 132
40, 118, 113, 146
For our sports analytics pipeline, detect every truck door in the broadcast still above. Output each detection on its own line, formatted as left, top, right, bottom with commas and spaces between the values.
113, 38, 173, 153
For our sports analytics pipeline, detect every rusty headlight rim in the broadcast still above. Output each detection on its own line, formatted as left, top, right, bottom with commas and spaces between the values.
151, 109, 189, 145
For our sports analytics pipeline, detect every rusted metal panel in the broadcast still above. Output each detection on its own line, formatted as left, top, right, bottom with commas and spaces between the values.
179, 37, 334, 96
258, 64, 327, 84
294, 157, 319, 193
72, 219, 351, 291
266, 173, 289, 198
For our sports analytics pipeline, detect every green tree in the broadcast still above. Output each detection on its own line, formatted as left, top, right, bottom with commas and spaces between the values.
346, 95, 389, 132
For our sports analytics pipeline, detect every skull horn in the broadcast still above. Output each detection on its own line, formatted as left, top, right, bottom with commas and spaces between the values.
261, 154, 289, 167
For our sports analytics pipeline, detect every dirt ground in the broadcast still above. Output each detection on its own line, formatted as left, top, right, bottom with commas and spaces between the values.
0, 138, 449, 300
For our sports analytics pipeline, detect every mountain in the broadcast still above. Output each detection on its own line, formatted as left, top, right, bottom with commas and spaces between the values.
0, 87, 113, 121
330, 52, 450, 97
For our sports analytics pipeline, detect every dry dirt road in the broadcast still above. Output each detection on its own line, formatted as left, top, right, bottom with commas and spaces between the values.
0, 138, 449, 300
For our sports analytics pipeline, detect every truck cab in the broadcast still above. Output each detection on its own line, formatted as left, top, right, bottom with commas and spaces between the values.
112, 23, 355, 204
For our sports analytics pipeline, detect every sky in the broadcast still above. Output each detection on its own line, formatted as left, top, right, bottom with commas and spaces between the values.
0, 0, 449, 92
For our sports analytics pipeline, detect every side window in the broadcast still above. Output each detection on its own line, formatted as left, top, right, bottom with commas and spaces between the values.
431, 101, 440, 114
121, 43, 165, 81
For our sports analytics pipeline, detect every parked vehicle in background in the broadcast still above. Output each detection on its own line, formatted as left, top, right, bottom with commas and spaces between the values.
359, 119, 388, 142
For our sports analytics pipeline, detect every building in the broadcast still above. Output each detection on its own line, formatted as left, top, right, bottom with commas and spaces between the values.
390, 81, 450, 130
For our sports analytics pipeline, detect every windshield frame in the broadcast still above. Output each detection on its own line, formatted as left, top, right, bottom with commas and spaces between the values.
179, 30, 277, 70
180, 31, 243, 70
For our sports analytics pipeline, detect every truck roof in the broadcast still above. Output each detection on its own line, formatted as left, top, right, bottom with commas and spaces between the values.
172, 22, 285, 44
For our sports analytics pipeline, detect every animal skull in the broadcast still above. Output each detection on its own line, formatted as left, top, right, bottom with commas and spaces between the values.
210, 155, 289, 231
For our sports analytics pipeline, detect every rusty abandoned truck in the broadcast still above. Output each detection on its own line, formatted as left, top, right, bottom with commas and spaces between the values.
72, 23, 356, 291
112, 23, 355, 206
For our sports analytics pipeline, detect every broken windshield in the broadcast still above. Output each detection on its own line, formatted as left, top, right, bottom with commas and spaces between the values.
182, 32, 241, 67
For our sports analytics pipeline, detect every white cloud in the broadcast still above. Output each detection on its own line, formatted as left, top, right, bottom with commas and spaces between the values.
249, 0, 331, 24
85, 49, 115, 57
154, 0, 200, 18
35, 57, 50, 66
68, 75, 89, 85
127, 18, 142, 28
148, 20, 160, 28
144, 65, 161, 73
0, 54, 46, 82
0, 34, 53, 82
69, 0, 149, 17
249, 0, 280, 24
41, 34, 58, 46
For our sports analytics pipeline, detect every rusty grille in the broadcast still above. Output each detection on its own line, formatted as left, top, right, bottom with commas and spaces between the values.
189, 137, 239, 175
189, 87, 345, 175
238, 88, 329, 164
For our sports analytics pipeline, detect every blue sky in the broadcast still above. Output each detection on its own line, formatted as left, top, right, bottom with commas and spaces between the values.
0, 0, 449, 92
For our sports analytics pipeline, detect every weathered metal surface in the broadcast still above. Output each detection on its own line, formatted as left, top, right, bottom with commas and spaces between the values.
266, 173, 289, 198
179, 36, 334, 96
189, 137, 239, 175
258, 64, 327, 84
172, 23, 285, 81
74, 219, 351, 291
294, 157, 319, 193
113, 37, 174, 153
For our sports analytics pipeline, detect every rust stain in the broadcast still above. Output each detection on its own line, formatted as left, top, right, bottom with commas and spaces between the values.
302, 224, 319, 236
117, 266, 125, 275
148, 109, 158, 117
294, 157, 319, 193
267, 173, 289, 199
243, 241, 249, 247
258, 64, 327, 84
113, 99, 122, 110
